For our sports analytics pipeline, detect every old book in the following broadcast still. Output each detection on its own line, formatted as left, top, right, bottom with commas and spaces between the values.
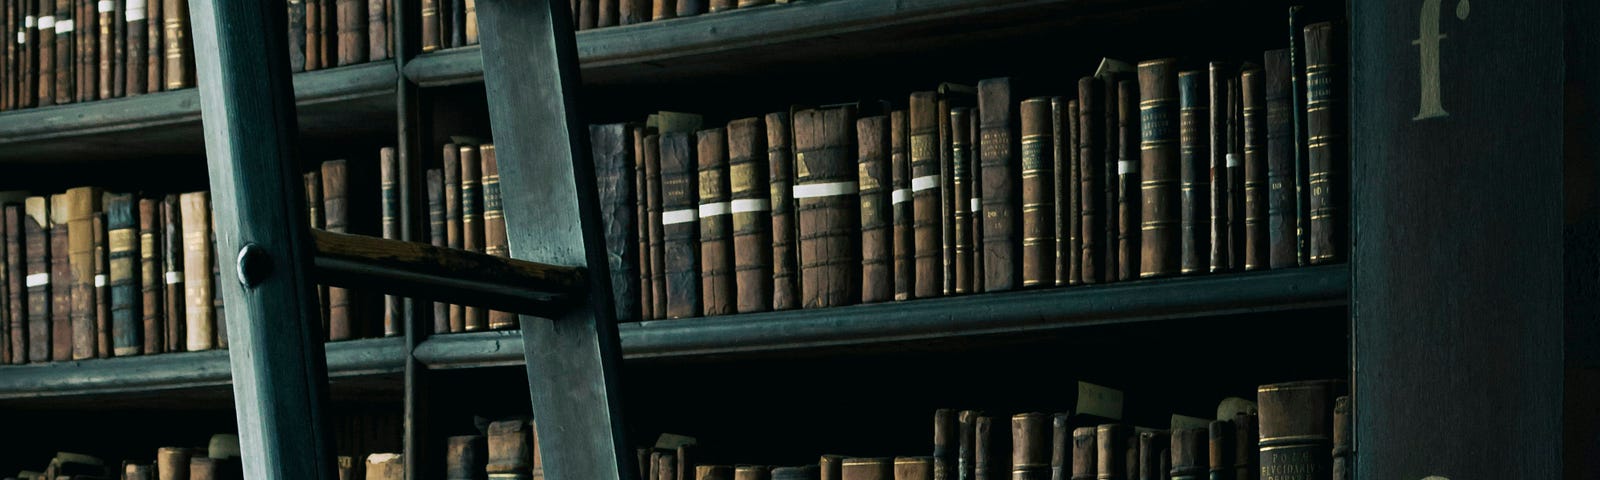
106, 193, 138, 356
144, 0, 159, 91
377, 147, 402, 336
932, 409, 956, 480
726, 118, 771, 313
734, 465, 769, 480
1207, 62, 1232, 273
364, 453, 402, 480
968, 107, 982, 292
766, 112, 799, 310
1137, 430, 1167, 480
908, 92, 940, 299
1013, 413, 1049, 480
367, 0, 387, 60
977, 79, 1018, 291
64, 187, 98, 360
1332, 396, 1350, 480
589, 125, 641, 321
322, 160, 354, 339
1207, 421, 1234, 480
24, 197, 49, 362
619, 0, 646, 24
841, 458, 891, 480
126, 463, 154, 480
1077, 77, 1107, 283
597, 0, 616, 26
858, 115, 891, 303
137, 198, 161, 355
179, 191, 211, 351
696, 128, 734, 316
635, 127, 655, 319
423, 168, 450, 332
1257, 380, 1340, 480
19, 0, 37, 109
463, 0, 476, 44
475, 145, 516, 329
157, 448, 194, 479
1262, 50, 1295, 268
1071, 427, 1095, 480
420, 0, 438, 51
1137, 59, 1180, 278
305, 170, 328, 337
1168, 428, 1205, 480
950, 107, 972, 294
4, 204, 24, 364
1179, 69, 1213, 274
1019, 97, 1054, 287
336, 0, 365, 65
645, 133, 668, 317
1100, 76, 1122, 284
210, 227, 224, 347
1304, 22, 1344, 264
957, 410, 978, 480
160, 0, 187, 90
432, 0, 449, 52
1064, 99, 1080, 285
820, 455, 845, 480
446, 435, 486, 480
95, 212, 110, 356
192, 457, 242, 480
675, 0, 701, 17
123, 0, 146, 92
794, 106, 859, 308
737, 0, 768, 6
160, 194, 182, 351
36, 0, 53, 106
708, 0, 731, 12
487, 418, 535, 475
95, 0, 110, 98
1287, 6, 1323, 265
888, 111, 914, 300
51, 0, 68, 104
1096, 424, 1133, 480
892, 457, 931, 480
305, 0, 322, 68
974, 415, 1006, 480
49, 194, 71, 360
651, 0, 673, 20
460, 145, 487, 329
337, 455, 356, 480
449, 0, 463, 47
1115, 81, 1140, 281
661, 131, 701, 318
1050, 414, 1070, 480
442, 144, 464, 331
1226, 74, 1244, 271
699, 465, 734, 480
1239, 66, 1267, 270
938, 83, 974, 295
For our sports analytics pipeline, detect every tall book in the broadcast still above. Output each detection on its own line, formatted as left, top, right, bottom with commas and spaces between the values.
1240, 67, 1267, 270
420, 0, 438, 52
1207, 62, 1233, 273
144, 0, 159, 92
974, 415, 1006, 480
794, 106, 860, 309
461, 145, 487, 330
1287, 5, 1323, 265
1066, 99, 1081, 285
858, 115, 891, 303
933, 409, 957, 480
1262, 49, 1296, 268
24, 197, 49, 362
1096, 424, 1133, 480
1101, 76, 1121, 283
645, 133, 667, 317
305, 169, 328, 337
1332, 396, 1350, 480
336, 0, 365, 65
1257, 380, 1341, 480
4, 204, 24, 364
51, 0, 68, 105
597, 0, 617, 27
49, 194, 71, 360
635, 126, 655, 319
1304, 22, 1344, 264
379, 147, 402, 336
766, 112, 798, 310
938, 83, 974, 296
482, 144, 517, 329
65, 187, 100, 360
1178, 70, 1211, 275
368, 0, 388, 60
95, 0, 111, 99
1137, 60, 1180, 278
20, 0, 37, 109
107, 193, 138, 356
727, 118, 771, 313
322, 159, 353, 339
450, 0, 464, 46
366, 454, 403, 480
660, 131, 701, 318
138, 197, 162, 355
592, 125, 639, 322
434, 0, 449, 52
95, 212, 111, 356
1168, 428, 1206, 480
442, 144, 464, 331
160, 194, 182, 351
977, 78, 1018, 291
1226, 73, 1245, 271
1019, 97, 1053, 287
890, 110, 913, 301
288, 0, 306, 70
1207, 421, 1234, 480
160, 0, 187, 90
1116, 80, 1140, 281
179, 191, 211, 351
125, 0, 146, 93
697, 127, 734, 316
1077, 77, 1106, 283
1013, 413, 1049, 480
36, 0, 52, 106
426, 168, 449, 333
950, 107, 972, 294
908, 91, 940, 299
840, 458, 890, 480
1137, 429, 1168, 480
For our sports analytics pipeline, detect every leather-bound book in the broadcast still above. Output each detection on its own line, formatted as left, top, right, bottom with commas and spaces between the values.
480, 144, 518, 329
160, 0, 188, 90
1116, 81, 1139, 281
1257, 380, 1339, 480
619, 0, 646, 24
675, 0, 701, 17
1077, 77, 1106, 283
661, 131, 702, 318
1206, 62, 1232, 273
306, 0, 321, 67
191, 457, 241, 480
157, 447, 193, 480
1287, 6, 1324, 265
1050, 414, 1070, 480
938, 83, 975, 295
461, 145, 487, 330
442, 144, 464, 331
1070, 427, 1095, 480
645, 133, 668, 317
1100, 77, 1121, 283
820, 455, 844, 480
908, 91, 941, 299
949, 107, 972, 294
1137, 59, 1180, 278
1240, 66, 1267, 270
49, 194, 71, 360
766, 111, 799, 310
425, 169, 449, 332
287, 0, 306, 69
65, 187, 99, 360
1177, 70, 1210, 274
635, 127, 655, 319
126, 463, 154, 480
591, 124, 640, 321
1019, 97, 1054, 287
578, 0, 598, 29
51, 0, 69, 105
305, 170, 329, 337
890, 110, 914, 300
367, 0, 388, 60
977, 78, 1018, 291
1226, 74, 1244, 271
112, 0, 126, 96
1331, 396, 1349, 480
446, 434, 485, 480
1304, 22, 1344, 264
337, 456, 355, 480
597, 0, 616, 26
698, 465, 733, 480
463, 0, 476, 45
179, 191, 212, 351
124, 0, 147, 90
1137, 430, 1167, 480
727, 118, 772, 313
107, 193, 139, 356
958, 410, 979, 480
1230, 411, 1258, 480
160, 194, 183, 351
487, 418, 534, 476
335, 0, 365, 65
651, 0, 674, 20
1168, 428, 1206, 480
933, 409, 957, 480
95, 213, 111, 356
419, 0, 439, 52
967, 108, 983, 293
857, 115, 891, 303
1013, 413, 1049, 480
24, 197, 48, 362
774, 466, 819, 480
697, 127, 734, 315
735, 465, 770, 480
322, 160, 354, 339
4, 204, 24, 364
36, 0, 53, 106
893, 457, 931, 480
974, 415, 1007, 480
95, 0, 111, 99
144, 0, 160, 91
379, 147, 401, 336
365, 454, 402, 480
1207, 421, 1234, 480
20, 0, 37, 109
793, 106, 860, 308
1095, 424, 1133, 480
1064, 99, 1080, 285
659, 454, 679, 480
1261, 49, 1295, 269
709, 0, 731, 12
840, 458, 891, 480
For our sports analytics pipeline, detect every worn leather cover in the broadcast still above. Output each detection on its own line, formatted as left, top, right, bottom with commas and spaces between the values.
145, 0, 161, 92
695, 465, 732, 480
894, 457, 932, 480
125, 462, 154, 480
307, 0, 323, 68
727, 117, 772, 313
156, 447, 193, 480
1101, 76, 1122, 283
160, 0, 188, 90
1331, 396, 1349, 480
1095, 424, 1133, 480
645, 134, 668, 317
950, 107, 973, 294
858, 115, 892, 303
365, 454, 403, 480
1077, 77, 1107, 284
974, 415, 1005, 480
1116, 80, 1140, 281
487, 418, 534, 474
1012, 413, 1049, 480
461, 145, 487, 330
1050, 413, 1070, 480
49, 194, 71, 360
840, 458, 891, 480
890, 111, 914, 301
793, 106, 860, 308
619, 0, 648, 24
65, 186, 98, 359
5, 204, 26, 363
138, 198, 162, 354
1137, 430, 1168, 480
96, 212, 112, 355
1065, 99, 1080, 285
764, 112, 798, 310
651, 0, 675, 21
1232, 411, 1258, 480
425, 168, 449, 331
592, 124, 639, 322
178, 191, 211, 351
1019, 97, 1054, 287
697, 127, 734, 316
443, 145, 465, 331
1257, 380, 1340, 480
336, 0, 366, 65
977, 78, 1018, 291
660, 131, 702, 318
1207, 62, 1233, 273
305, 170, 329, 337
160, 194, 183, 352
1240, 66, 1268, 270
908, 92, 941, 299
1168, 428, 1206, 480
1137, 59, 1180, 278
675, 0, 702, 17
1304, 22, 1344, 264
106, 193, 138, 355
735, 465, 771, 480
1207, 420, 1234, 480
446, 434, 485, 480
36, 0, 54, 106
367, 0, 388, 60
1071, 427, 1096, 480
636, 127, 656, 319
52, 0, 71, 104
933, 409, 957, 480
96, 0, 113, 99
958, 410, 979, 480
420, 0, 439, 51
938, 83, 974, 295
322, 160, 353, 340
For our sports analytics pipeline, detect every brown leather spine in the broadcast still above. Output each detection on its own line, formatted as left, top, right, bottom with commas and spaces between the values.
366, 454, 404, 480
1071, 426, 1096, 480
766, 112, 798, 310
443, 144, 464, 331
96, 212, 111, 356
445, 431, 484, 478
1168, 428, 1206, 480
977, 78, 1018, 291
5, 204, 25, 364
933, 409, 957, 480
1257, 380, 1340, 480
975, 415, 1005, 480
1116, 80, 1140, 281
380, 147, 402, 336
179, 191, 211, 351
24, 197, 49, 362
49, 194, 71, 360
1065, 99, 1080, 285
1138, 58, 1180, 278
64, 187, 96, 359
107, 194, 138, 356
125, 0, 146, 93
619, 0, 647, 24
368, 0, 388, 60
1233, 412, 1258, 480
597, 0, 616, 26
709, 0, 732, 12
144, 0, 159, 91
893, 457, 932, 480
958, 410, 978, 480
592, 124, 639, 322
1177, 70, 1209, 274
426, 168, 449, 332
674, 0, 701, 18
1077, 77, 1107, 284
1262, 49, 1295, 269
891, 110, 913, 301
1095, 424, 1132, 480
735, 465, 770, 480
304, 0, 321, 67
1208, 420, 1235, 480
697, 127, 734, 316
699, 465, 734, 480
483, 144, 518, 329
793, 106, 860, 308
96, 0, 110, 99
728, 118, 771, 313
646, 133, 668, 317
1304, 22, 1344, 264
1227, 74, 1245, 271
1137, 430, 1168, 480
858, 115, 891, 303
137, 199, 161, 354
51, 0, 68, 104
909, 91, 940, 299
322, 160, 353, 340
1050, 414, 1070, 480
157, 447, 194, 480
661, 131, 701, 318
487, 418, 534, 475
651, 0, 674, 20
1332, 396, 1350, 480
1241, 67, 1267, 270
420, 0, 437, 51
305, 170, 329, 338
636, 127, 655, 319
19, 0, 37, 109
950, 107, 972, 294
1013, 413, 1049, 480
1019, 97, 1054, 287
160, 0, 187, 89
841, 458, 891, 480
336, 0, 365, 65
160, 194, 182, 352
1102, 78, 1121, 283
460, 145, 487, 330
821, 455, 845, 480
1207, 62, 1232, 273
36, 0, 52, 106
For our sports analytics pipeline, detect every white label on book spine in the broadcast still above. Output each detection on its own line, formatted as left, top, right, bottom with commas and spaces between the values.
661, 209, 697, 225
730, 198, 770, 213
792, 181, 858, 199
1226, 153, 1239, 168
125, 0, 146, 21
16, 31, 23, 44
891, 188, 911, 205
25, 273, 48, 287
94, 275, 107, 287
697, 202, 731, 218
54, 19, 72, 33
26, 16, 35, 27
1119, 160, 1135, 175
98, 1, 114, 13
910, 175, 940, 192
165, 271, 183, 285
971, 198, 981, 213
37, 16, 54, 31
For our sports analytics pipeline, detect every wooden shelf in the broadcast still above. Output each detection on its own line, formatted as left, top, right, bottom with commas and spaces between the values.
414, 264, 1348, 369
0, 336, 406, 402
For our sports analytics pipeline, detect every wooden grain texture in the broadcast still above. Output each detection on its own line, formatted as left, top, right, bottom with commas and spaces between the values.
311, 229, 584, 314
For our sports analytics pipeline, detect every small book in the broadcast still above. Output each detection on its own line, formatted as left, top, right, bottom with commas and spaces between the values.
379, 147, 402, 336
1064, 98, 1081, 285
978, 78, 1020, 292
1208, 62, 1234, 273
1240, 66, 1268, 270
420, 0, 439, 52
1019, 97, 1054, 287
435, 0, 451, 52
1332, 396, 1350, 480
967, 111, 983, 293
764, 112, 799, 311
1257, 380, 1341, 480
426, 168, 449, 333
307, 0, 324, 68
107, 193, 139, 356
482, 144, 517, 330
857, 115, 891, 303
4, 204, 25, 364
305, 170, 329, 337
161, 194, 183, 352
367, 0, 388, 61
144, 0, 161, 92
288, 0, 307, 70
461, 144, 486, 330
592, 124, 640, 322
446, 435, 486, 480
1168, 428, 1206, 480
890, 111, 914, 301
652, 0, 675, 20
660, 131, 701, 318
1012, 413, 1049, 480
451, 0, 466, 47
644, 133, 668, 317
727, 118, 771, 314
161, 0, 189, 90
635, 126, 656, 319
908, 91, 941, 299
338, 455, 356, 480
1078, 77, 1108, 284
487, 418, 535, 475
1097, 424, 1134, 480
950, 107, 973, 294
697, 127, 734, 316
1071, 426, 1095, 480
840, 458, 890, 480
180, 191, 212, 352
138, 197, 162, 355
336, 0, 366, 66
1305, 22, 1344, 264
48, 193, 72, 361
1116, 80, 1141, 281
1138, 429, 1169, 480
1262, 49, 1296, 269
442, 144, 464, 332
793, 106, 860, 309
323, 160, 354, 340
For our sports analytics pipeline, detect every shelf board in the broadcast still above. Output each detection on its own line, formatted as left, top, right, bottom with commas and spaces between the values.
415, 264, 1349, 369
0, 336, 406, 402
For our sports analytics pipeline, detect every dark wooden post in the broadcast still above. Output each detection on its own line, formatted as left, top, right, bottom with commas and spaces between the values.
189, 0, 337, 478
475, 0, 634, 479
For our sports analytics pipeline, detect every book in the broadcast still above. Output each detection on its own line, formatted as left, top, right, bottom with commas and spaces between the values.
460, 144, 486, 330
1101, 76, 1122, 283
1019, 97, 1054, 287
645, 133, 668, 317
322, 160, 353, 340
144, 0, 159, 92
160, 0, 187, 90
48, 193, 71, 361
1287, 6, 1320, 265
958, 410, 978, 480
160, 194, 182, 352
1167, 428, 1205, 480
1207, 421, 1234, 480
652, 0, 673, 20
1259, 51, 1295, 269
95, 0, 110, 99
772, 466, 818, 480
1050, 414, 1070, 480
727, 118, 771, 313
699, 465, 734, 480
306, 0, 321, 68
434, 0, 450, 52
597, 0, 616, 26
840, 458, 890, 480
857, 115, 891, 303
635, 127, 655, 319
689, 128, 733, 317
487, 418, 535, 476
619, 0, 646, 24
820, 455, 844, 480
1096, 424, 1133, 480
1207, 62, 1232, 273
52, 0, 69, 105
157, 448, 195, 479
338, 455, 356, 480
24, 197, 48, 362
950, 107, 972, 294
379, 147, 401, 336
675, 0, 701, 18
367, 0, 387, 60
420, 0, 437, 51
938, 83, 974, 296
449, 0, 463, 47
1065, 99, 1080, 285
4, 204, 23, 364
107, 193, 138, 356
366, 453, 402, 480
210, 225, 224, 347
1077, 77, 1106, 283
1304, 22, 1344, 264
590, 124, 640, 322
180, 191, 211, 351
95, 211, 110, 356
1012, 413, 1048, 480
123, 0, 146, 92
446, 435, 485, 480
477, 144, 517, 329
1257, 380, 1340, 480
37, 0, 52, 106
126, 463, 154, 480
191, 456, 241, 480
463, 0, 475, 45
737, 0, 769, 7
890, 110, 914, 301
336, 0, 365, 65
425, 168, 449, 332
20, 0, 37, 109
967, 105, 982, 293
661, 131, 701, 318
138, 199, 160, 353
766, 111, 799, 310
288, 0, 306, 69
1332, 396, 1349, 480
1226, 73, 1244, 271
1137, 430, 1167, 480
932, 409, 956, 480
1071, 426, 1095, 480
1137, 59, 1179, 278
793, 106, 859, 309
1240, 66, 1267, 270
893, 457, 931, 480
442, 144, 464, 331
1116, 80, 1140, 281
709, 0, 731, 12
305, 170, 329, 337
735, 465, 769, 480
908, 91, 940, 299
974, 415, 1005, 480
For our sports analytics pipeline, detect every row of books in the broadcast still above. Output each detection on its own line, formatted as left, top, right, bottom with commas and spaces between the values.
422, 142, 518, 334
558, 0, 798, 35
4, 434, 402, 480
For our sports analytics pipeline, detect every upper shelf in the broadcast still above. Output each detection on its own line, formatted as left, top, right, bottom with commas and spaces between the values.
414, 264, 1350, 369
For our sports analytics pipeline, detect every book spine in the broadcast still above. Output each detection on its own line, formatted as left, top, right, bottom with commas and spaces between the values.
858, 115, 891, 304
124, 0, 143, 92
305, 170, 328, 337
1117, 80, 1140, 281
969, 107, 983, 293
367, 0, 387, 60
287, 0, 305, 69
635, 127, 654, 319
160, 194, 182, 351
597, 0, 615, 27
1050, 414, 1070, 480
138, 197, 161, 354
143, 0, 157, 91
77, 0, 89, 102
735, 466, 770, 480
420, 0, 437, 52
50, 0, 66, 104
464, 0, 476, 45
645, 133, 667, 317
950, 107, 972, 294
1288, 6, 1314, 265
590, 136, 639, 319
1138, 430, 1168, 480
651, 0, 673, 20
708, 0, 731, 12
661, 131, 701, 318
446, 434, 485, 480
958, 410, 977, 480
20, 0, 35, 109
697, 127, 734, 316
820, 455, 844, 480
108, 193, 138, 356
1071, 426, 1096, 480
765, 112, 798, 310
938, 92, 954, 296
974, 415, 1003, 480
1227, 74, 1245, 271
305, 0, 321, 68
160, 0, 186, 90
1096, 424, 1132, 480
933, 409, 957, 480
619, 0, 646, 24
4, 205, 23, 364
24, 197, 48, 362
1305, 22, 1344, 264
673, 0, 699, 19
433, 0, 449, 52
1168, 428, 1205, 480
379, 147, 402, 336
1138, 59, 1181, 277
794, 106, 859, 309
1241, 67, 1267, 270
157, 447, 194, 479
95, 0, 109, 98
1208, 421, 1235, 480
728, 118, 771, 313
894, 457, 932, 480
1257, 380, 1339, 480
35, 0, 50, 106
1066, 99, 1080, 285
336, 0, 365, 65
1262, 49, 1295, 269
1077, 77, 1106, 283
49, 194, 70, 360
95, 211, 111, 356
1208, 62, 1232, 273
890, 110, 913, 301
2, 0, 11, 111
442, 144, 463, 331
1332, 397, 1350, 480
909, 92, 940, 299
65, 187, 97, 360
1233, 412, 1258, 480
487, 418, 535, 474
426, 168, 448, 333
1102, 78, 1120, 282
840, 458, 891, 480
1013, 413, 1049, 480
699, 466, 734, 480
111, 0, 123, 96
1020, 97, 1054, 287
482, 144, 517, 329
322, 160, 352, 340
179, 191, 211, 351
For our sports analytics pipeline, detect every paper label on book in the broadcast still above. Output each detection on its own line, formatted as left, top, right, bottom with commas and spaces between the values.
26, 16, 35, 27
792, 181, 858, 199
16, 31, 23, 44
25, 273, 49, 287
165, 271, 183, 285
95, 275, 107, 287
1226, 153, 1239, 168
730, 198, 770, 213
661, 209, 697, 225
98, 1, 114, 12
910, 175, 940, 192
54, 19, 72, 33
891, 188, 910, 205
37, 16, 54, 31
697, 202, 731, 218
971, 198, 981, 213
1119, 160, 1136, 175
126, 0, 147, 21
